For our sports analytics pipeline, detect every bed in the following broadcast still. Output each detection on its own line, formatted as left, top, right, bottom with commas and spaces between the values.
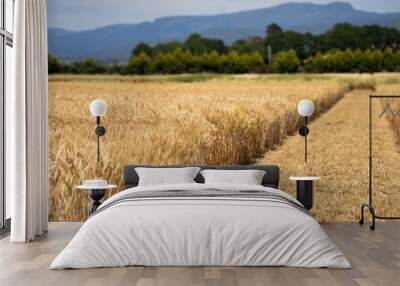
50, 165, 351, 269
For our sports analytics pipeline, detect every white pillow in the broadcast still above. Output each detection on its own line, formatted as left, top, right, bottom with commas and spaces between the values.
135, 167, 200, 186
200, 169, 266, 185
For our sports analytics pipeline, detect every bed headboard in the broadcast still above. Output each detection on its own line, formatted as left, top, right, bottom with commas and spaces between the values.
123, 165, 280, 189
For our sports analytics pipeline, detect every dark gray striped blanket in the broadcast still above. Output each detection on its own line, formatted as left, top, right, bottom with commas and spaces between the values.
91, 189, 310, 217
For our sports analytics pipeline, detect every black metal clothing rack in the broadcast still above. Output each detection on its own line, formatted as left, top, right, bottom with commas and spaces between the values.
359, 95, 400, 230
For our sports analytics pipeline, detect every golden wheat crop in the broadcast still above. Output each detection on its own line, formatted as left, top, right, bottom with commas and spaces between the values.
258, 74, 400, 222
48, 73, 394, 222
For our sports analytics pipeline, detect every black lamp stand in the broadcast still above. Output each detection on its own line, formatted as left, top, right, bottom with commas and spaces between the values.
95, 116, 106, 162
298, 116, 309, 163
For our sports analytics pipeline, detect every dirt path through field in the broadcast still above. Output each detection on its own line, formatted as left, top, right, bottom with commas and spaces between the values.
257, 89, 400, 221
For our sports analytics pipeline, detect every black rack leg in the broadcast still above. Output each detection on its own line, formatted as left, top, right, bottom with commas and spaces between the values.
359, 204, 366, 225
359, 203, 376, 230
370, 207, 376, 231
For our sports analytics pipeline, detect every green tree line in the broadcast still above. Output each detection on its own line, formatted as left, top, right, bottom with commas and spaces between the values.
265, 23, 400, 60
304, 48, 400, 73
128, 49, 265, 74
49, 47, 400, 74
48, 23, 400, 74
131, 23, 400, 62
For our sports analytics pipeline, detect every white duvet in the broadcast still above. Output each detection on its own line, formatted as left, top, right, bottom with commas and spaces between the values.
50, 183, 351, 269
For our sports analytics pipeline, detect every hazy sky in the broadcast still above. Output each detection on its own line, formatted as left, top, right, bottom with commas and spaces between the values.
47, 0, 400, 31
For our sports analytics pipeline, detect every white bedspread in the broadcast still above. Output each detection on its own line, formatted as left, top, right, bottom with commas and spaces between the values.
50, 183, 351, 269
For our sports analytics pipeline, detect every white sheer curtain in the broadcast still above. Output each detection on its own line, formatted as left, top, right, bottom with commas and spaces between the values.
8, 0, 49, 242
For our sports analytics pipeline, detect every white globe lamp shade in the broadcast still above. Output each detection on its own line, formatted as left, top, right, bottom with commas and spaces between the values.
297, 99, 315, 117
90, 99, 107, 117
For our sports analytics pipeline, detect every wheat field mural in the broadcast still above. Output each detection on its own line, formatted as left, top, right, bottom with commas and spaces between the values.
48, 73, 399, 222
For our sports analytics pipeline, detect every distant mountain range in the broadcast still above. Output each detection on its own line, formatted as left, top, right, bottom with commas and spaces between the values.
48, 2, 400, 63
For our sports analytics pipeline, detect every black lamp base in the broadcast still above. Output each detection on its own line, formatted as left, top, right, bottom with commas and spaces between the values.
298, 126, 309, 136
95, 125, 106, 136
